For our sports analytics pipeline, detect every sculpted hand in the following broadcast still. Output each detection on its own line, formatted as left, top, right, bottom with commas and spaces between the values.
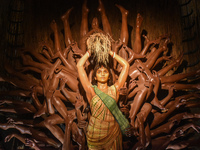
25, 138, 40, 150
78, 120, 88, 129
75, 99, 84, 110
71, 42, 84, 56
6, 117, 15, 124
112, 39, 122, 53
120, 105, 130, 117
5, 134, 15, 142
0, 100, 10, 105
125, 125, 138, 137
128, 79, 137, 91
67, 113, 76, 125
118, 82, 128, 95
0, 100, 5, 105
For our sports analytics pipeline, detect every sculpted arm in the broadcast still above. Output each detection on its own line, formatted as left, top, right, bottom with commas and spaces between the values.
77, 52, 94, 101
5, 134, 40, 150
110, 51, 129, 91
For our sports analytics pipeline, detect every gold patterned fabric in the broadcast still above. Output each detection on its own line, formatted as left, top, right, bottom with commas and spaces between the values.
86, 85, 123, 150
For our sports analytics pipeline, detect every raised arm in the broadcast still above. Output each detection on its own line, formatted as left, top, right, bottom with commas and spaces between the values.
77, 52, 94, 102
109, 51, 129, 90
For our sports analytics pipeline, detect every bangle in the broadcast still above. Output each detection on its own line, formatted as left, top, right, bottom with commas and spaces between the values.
86, 51, 90, 57
112, 52, 116, 58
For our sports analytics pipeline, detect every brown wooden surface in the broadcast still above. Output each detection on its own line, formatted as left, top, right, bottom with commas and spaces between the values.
0, 0, 199, 71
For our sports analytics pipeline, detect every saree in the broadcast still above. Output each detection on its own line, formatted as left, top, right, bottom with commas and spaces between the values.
86, 85, 128, 150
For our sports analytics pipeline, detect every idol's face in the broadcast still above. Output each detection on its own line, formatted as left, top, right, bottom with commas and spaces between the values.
95, 66, 109, 83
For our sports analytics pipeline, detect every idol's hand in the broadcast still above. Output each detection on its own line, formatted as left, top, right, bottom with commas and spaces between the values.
4, 134, 15, 142
71, 42, 84, 57
125, 125, 138, 137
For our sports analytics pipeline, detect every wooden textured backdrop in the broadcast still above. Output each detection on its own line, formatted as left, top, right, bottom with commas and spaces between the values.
0, 0, 200, 72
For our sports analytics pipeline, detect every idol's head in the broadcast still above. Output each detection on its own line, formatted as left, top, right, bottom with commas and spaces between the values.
92, 63, 113, 86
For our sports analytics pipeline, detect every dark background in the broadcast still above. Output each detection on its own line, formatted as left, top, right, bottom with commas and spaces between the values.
0, 0, 200, 149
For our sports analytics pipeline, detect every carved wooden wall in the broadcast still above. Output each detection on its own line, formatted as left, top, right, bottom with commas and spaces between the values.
0, 0, 200, 71
23, 0, 182, 52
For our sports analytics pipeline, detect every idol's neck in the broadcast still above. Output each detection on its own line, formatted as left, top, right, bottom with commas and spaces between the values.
97, 82, 108, 91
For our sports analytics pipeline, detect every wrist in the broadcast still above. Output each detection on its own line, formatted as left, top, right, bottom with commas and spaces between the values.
110, 51, 116, 58
86, 51, 90, 57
